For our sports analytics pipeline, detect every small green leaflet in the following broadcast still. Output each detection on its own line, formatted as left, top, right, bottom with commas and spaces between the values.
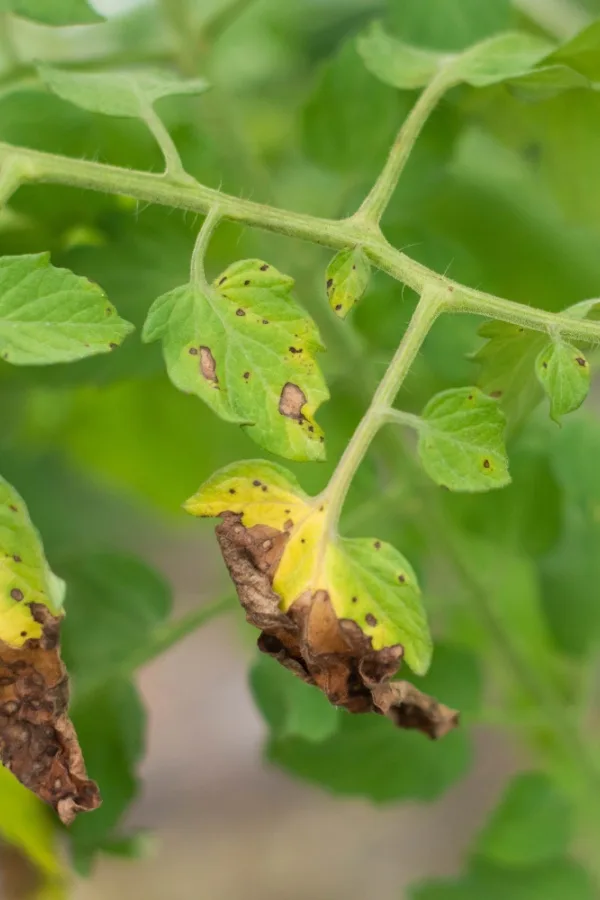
38, 65, 208, 120
476, 772, 571, 867
325, 248, 370, 318
418, 387, 510, 492
545, 19, 600, 81
143, 259, 329, 462
0, 254, 133, 365
358, 23, 590, 100
0, 0, 102, 25
535, 341, 590, 423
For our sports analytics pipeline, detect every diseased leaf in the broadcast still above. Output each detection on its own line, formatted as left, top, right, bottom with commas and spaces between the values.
325, 247, 371, 318
0, 0, 102, 25
410, 859, 595, 900
473, 321, 545, 429
0, 254, 133, 365
0, 476, 99, 823
476, 772, 571, 867
143, 260, 329, 462
185, 461, 455, 734
535, 340, 590, 423
250, 653, 338, 743
358, 23, 557, 95
418, 387, 510, 491
38, 65, 208, 120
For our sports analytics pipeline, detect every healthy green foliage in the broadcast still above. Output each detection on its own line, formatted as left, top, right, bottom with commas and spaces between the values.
38, 66, 209, 121
535, 340, 590, 422
476, 772, 571, 866
0, 0, 102, 25
417, 387, 510, 491
0, 254, 133, 365
325, 247, 371, 318
143, 260, 329, 461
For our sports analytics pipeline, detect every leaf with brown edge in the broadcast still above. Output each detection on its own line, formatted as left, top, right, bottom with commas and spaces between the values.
143, 259, 329, 462
185, 461, 457, 738
0, 476, 100, 825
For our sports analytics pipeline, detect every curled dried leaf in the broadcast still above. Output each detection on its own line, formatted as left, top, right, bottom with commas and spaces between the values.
215, 511, 457, 738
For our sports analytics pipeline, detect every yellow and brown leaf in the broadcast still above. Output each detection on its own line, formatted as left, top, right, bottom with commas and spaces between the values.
0, 478, 100, 824
185, 461, 457, 738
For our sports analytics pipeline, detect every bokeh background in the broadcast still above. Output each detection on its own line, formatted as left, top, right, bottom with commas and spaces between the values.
1, 0, 600, 897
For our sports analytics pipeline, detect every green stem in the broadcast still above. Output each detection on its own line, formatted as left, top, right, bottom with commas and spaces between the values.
190, 205, 222, 284
382, 408, 424, 431
142, 102, 195, 184
1, 140, 599, 347
324, 287, 445, 530
355, 70, 454, 225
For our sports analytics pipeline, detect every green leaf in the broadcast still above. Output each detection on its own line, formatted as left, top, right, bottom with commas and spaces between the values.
0, 474, 65, 648
143, 259, 329, 462
358, 23, 556, 93
473, 321, 545, 430
0, 254, 133, 365
0, 765, 63, 884
38, 65, 208, 120
0, 0, 103, 25
69, 679, 146, 875
268, 710, 471, 803
476, 772, 571, 867
418, 387, 510, 492
302, 39, 400, 175
507, 65, 591, 101
60, 553, 172, 699
357, 22, 444, 90
545, 19, 600, 81
325, 247, 371, 318
410, 859, 595, 900
250, 653, 339, 742
535, 340, 590, 423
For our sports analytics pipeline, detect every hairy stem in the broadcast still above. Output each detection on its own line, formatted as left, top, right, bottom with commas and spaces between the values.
190, 206, 222, 284
382, 408, 424, 430
355, 70, 454, 225
142, 102, 195, 183
324, 287, 445, 530
1, 141, 600, 347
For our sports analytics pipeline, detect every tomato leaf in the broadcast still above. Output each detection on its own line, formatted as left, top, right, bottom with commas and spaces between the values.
535, 340, 590, 423
418, 387, 510, 492
0, 254, 133, 365
325, 247, 371, 318
1, 0, 102, 25
143, 260, 329, 462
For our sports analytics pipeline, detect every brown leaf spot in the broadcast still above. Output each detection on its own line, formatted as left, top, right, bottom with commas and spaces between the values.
365, 613, 377, 627
262, 319, 269, 325
243, 371, 250, 380
483, 459, 491, 469
214, 515, 458, 736
398, 574, 405, 583
261, 485, 268, 493
8, 506, 17, 513
0, 604, 101, 823
335, 304, 342, 311
236, 308, 246, 317
13, 555, 21, 563
576, 357, 587, 367
260, 264, 269, 271
188, 347, 199, 356
228, 489, 236, 495
490, 390, 503, 398
218, 276, 227, 286
109, 343, 118, 350
289, 347, 302, 354
10, 589, 23, 602
199, 346, 218, 385
244, 279, 251, 286
542, 361, 548, 369
374, 541, 381, 549
278, 382, 307, 421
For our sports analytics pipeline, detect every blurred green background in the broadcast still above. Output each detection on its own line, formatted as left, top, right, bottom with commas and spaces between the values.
2, 0, 600, 897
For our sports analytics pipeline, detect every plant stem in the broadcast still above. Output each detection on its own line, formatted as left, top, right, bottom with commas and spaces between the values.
324, 287, 445, 530
190, 205, 222, 284
355, 70, 454, 225
382, 408, 424, 430
142, 102, 196, 184
2, 140, 600, 347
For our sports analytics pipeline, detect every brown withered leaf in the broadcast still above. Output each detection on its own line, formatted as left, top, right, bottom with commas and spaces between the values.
0, 604, 101, 825
216, 513, 458, 739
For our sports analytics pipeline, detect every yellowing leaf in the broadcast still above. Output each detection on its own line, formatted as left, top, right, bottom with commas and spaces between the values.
185, 460, 432, 674
143, 260, 329, 461
0, 476, 100, 823
326, 247, 371, 318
